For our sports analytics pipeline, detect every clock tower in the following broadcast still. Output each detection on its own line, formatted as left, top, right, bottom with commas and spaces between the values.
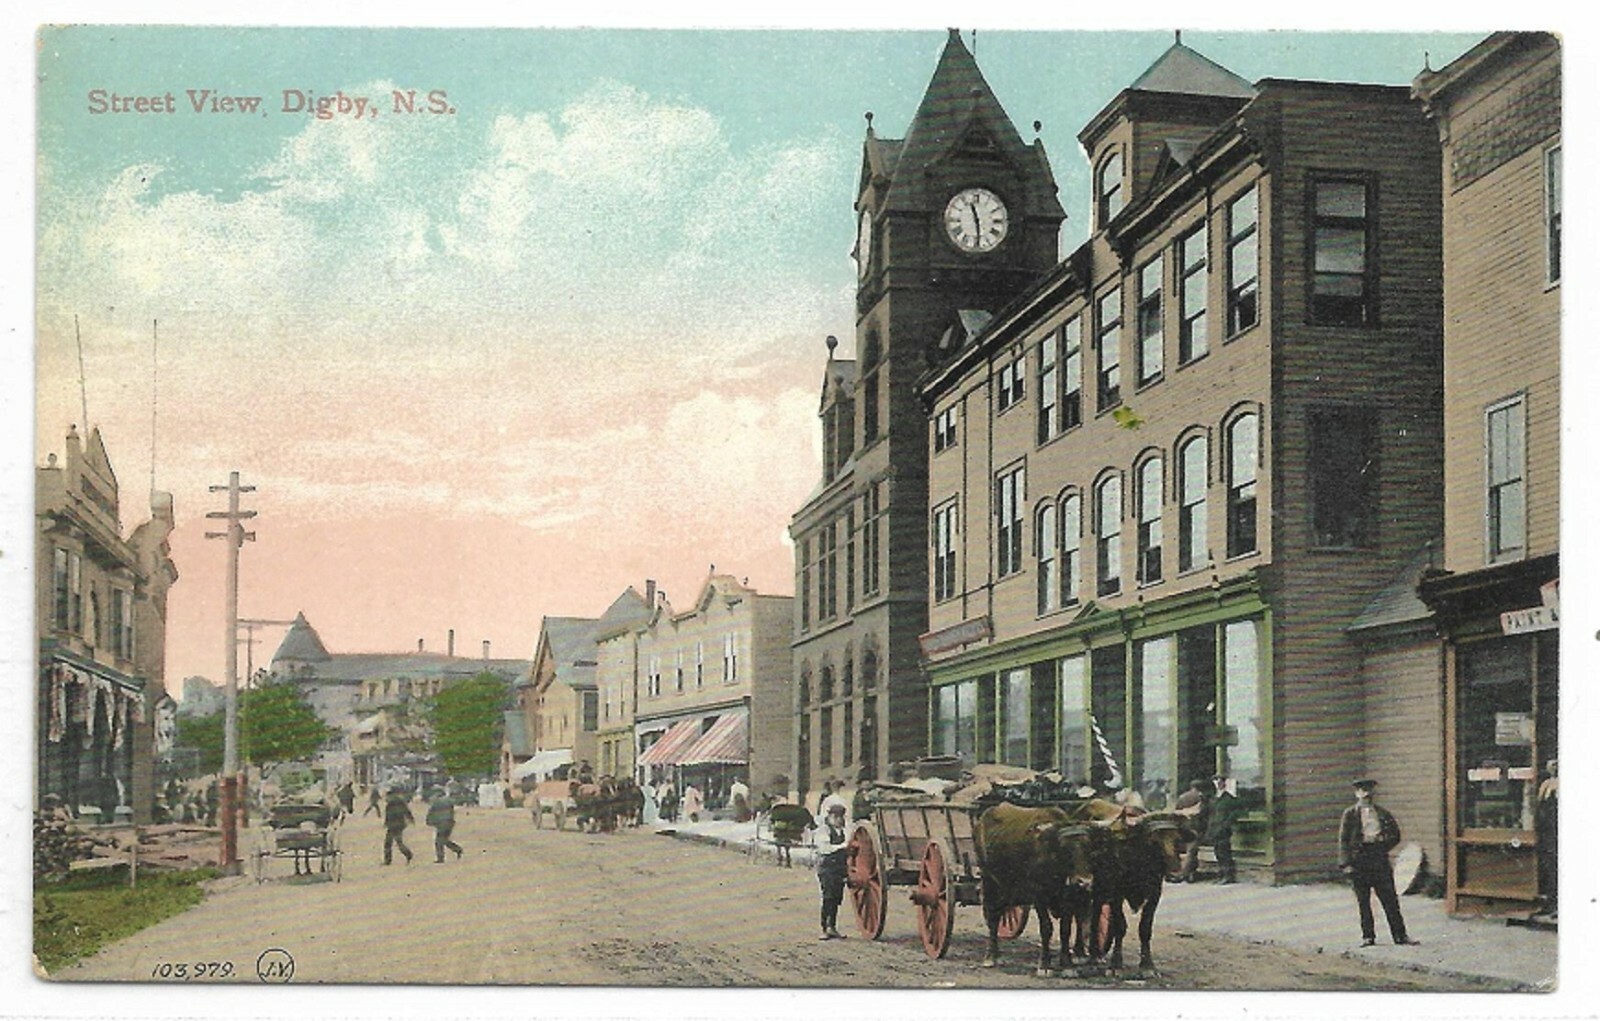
791, 29, 1063, 798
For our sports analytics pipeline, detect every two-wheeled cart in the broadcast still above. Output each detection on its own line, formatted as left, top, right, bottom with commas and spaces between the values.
248, 802, 343, 883
845, 797, 1030, 959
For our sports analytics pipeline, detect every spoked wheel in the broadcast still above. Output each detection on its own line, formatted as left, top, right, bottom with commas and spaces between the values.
997, 904, 1031, 939
846, 823, 887, 940
910, 838, 954, 959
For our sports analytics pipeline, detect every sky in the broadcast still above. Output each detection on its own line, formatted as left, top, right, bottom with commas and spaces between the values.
17, 22, 1514, 691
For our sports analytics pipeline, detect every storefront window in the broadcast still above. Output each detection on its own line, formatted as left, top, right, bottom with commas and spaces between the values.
1090, 646, 1126, 788
933, 681, 980, 761
1137, 637, 1176, 808
1002, 668, 1030, 766
1059, 654, 1089, 784
1459, 638, 1535, 831
1177, 626, 1218, 784
1223, 619, 1264, 791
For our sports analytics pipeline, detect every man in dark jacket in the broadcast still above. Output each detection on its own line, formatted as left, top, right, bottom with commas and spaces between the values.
426, 788, 463, 862
1172, 778, 1212, 882
382, 789, 414, 865
1338, 778, 1418, 947
1206, 774, 1243, 884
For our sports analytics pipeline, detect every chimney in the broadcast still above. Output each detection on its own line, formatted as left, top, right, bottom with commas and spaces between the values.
645, 579, 656, 606
417, 638, 424, 653
482, 640, 490, 660
448, 629, 455, 657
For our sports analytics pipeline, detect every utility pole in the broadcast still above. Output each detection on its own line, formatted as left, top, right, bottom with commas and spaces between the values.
205, 471, 256, 873
238, 618, 296, 685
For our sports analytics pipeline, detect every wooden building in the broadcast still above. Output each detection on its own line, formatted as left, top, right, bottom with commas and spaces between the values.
1414, 32, 1561, 917
918, 39, 1446, 882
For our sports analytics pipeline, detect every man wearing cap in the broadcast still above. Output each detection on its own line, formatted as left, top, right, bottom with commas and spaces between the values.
1338, 779, 1419, 947
1206, 774, 1242, 884
812, 802, 851, 939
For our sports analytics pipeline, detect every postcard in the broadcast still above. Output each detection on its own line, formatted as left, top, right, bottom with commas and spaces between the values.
15, 15, 1585, 1017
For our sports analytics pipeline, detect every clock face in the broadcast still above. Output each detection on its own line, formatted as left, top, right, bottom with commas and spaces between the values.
944, 187, 1008, 253
856, 209, 873, 278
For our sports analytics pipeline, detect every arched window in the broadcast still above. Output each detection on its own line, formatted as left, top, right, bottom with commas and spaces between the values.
820, 663, 835, 703
1097, 149, 1125, 226
842, 647, 855, 698
861, 643, 879, 691
1136, 455, 1164, 584
798, 663, 812, 709
1060, 491, 1082, 606
1226, 411, 1260, 557
1178, 433, 1210, 572
1095, 473, 1123, 597
1036, 501, 1058, 615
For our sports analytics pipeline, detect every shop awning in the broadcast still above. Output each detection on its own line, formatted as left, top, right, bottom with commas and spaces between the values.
637, 719, 703, 766
510, 748, 572, 781
679, 713, 748, 766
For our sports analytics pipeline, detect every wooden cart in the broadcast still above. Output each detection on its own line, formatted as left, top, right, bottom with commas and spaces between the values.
846, 798, 1030, 959
248, 802, 343, 883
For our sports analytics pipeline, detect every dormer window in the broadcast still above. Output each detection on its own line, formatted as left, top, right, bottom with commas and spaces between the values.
1097, 149, 1125, 227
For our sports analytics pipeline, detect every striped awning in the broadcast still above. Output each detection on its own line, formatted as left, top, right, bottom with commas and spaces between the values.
678, 713, 748, 766
637, 719, 703, 766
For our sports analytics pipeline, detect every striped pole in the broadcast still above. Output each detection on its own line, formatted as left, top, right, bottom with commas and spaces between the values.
1087, 712, 1123, 790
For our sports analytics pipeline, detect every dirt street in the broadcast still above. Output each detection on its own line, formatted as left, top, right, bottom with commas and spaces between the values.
53, 806, 1494, 989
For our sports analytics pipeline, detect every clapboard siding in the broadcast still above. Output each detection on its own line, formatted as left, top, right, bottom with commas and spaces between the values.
1360, 637, 1446, 871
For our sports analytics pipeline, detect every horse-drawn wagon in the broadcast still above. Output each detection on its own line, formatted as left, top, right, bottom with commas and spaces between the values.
248, 801, 343, 883
528, 778, 576, 830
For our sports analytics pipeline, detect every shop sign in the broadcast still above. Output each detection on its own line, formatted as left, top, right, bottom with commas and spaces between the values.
1500, 605, 1558, 635
919, 616, 992, 657
1494, 711, 1534, 747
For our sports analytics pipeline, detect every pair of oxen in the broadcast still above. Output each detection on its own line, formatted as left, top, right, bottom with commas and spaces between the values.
569, 777, 644, 833
974, 799, 1194, 976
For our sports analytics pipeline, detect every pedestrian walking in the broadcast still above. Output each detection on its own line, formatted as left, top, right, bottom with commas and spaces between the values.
1207, 774, 1242, 884
1536, 759, 1558, 920
336, 781, 356, 815
813, 802, 851, 939
382, 789, 414, 865
1337, 778, 1419, 947
426, 787, 464, 863
1172, 778, 1212, 882
658, 781, 678, 823
363, 785, 382, 817
683, 782, 704, 823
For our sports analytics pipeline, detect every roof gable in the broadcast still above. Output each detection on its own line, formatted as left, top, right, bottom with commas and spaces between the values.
1130, 42, 1256, 99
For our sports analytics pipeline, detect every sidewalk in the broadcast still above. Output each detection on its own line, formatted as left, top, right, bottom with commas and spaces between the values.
650, 815, 1557, 991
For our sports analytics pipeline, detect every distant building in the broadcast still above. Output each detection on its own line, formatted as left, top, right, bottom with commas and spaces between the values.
177, 675, 225, 717
592, 584, 656, 779
632, 574, 793, 808
269, 614, 527, 785
36, 425, 178, 824
1415, 32, 1561, 916
519, 615, 603, 772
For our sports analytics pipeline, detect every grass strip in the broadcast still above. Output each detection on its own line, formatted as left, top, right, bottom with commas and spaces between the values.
34, 866, 219, 974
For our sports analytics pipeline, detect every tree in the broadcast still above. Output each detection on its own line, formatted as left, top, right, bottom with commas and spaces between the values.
239, 680, 335, 768
426, 673, 509, 777
175, 712, 225, 775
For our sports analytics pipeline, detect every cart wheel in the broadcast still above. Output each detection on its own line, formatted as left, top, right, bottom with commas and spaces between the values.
997, 904, 1030, 940
554, 801, 567, 831
532, 797, 544, 829
847, 823, 888, 940
910, 838, 954, 959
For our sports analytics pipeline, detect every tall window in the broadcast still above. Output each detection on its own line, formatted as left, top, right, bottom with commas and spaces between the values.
819, 705, 833, 767
723, 632, 738, 683
1178, 434, 1209, 573
844, 509, 855, 611
862, 372, 880, 443
68, 551, 82, 634
1309, 407, 1377, 548
997, 354, 1026, 412
1136, 457, 1164, 585
1096, 474, 1123, 597
820, 664, 835, 702
843, 701, 854, 767
863, 484, 882, 596
647, 655, 662, 698
996, 466, 1025, 577
1060, 492, 1082, 607
934, 405, 958, 453
1226, 413, 1259, 557
1487, 396, 1526, 563
1179, 225, 1208, 363
675, 649, 684, 692
1062, 317, 1083, 431
1097, 288, 1122, 411
932, 501, 959, 602
1222, 620, 1263, 788
1097, 149, 1124, 226
1546, 146, 1561, 284
933, 680, 978, 760
1037, 332, 1057, 444
1137, 637, 1176, 806
1227, 186, 1259, 335
1036, 502, 1058, 614
53, 548, 70, 631
1310, 177, 1373, 326
696, 641, 704, 688
1002, 668, 1030, 766
1059, 654, 1089, 782
1137, 256, 1164, 386
821, 520, 838, 620
799, 538, 812, 630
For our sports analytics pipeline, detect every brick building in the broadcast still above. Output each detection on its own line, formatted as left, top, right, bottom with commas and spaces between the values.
790, 29, 1064, 800
36, 425, 178, 824
918, 39, 1447, 881
1414, 32, 1561, 916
